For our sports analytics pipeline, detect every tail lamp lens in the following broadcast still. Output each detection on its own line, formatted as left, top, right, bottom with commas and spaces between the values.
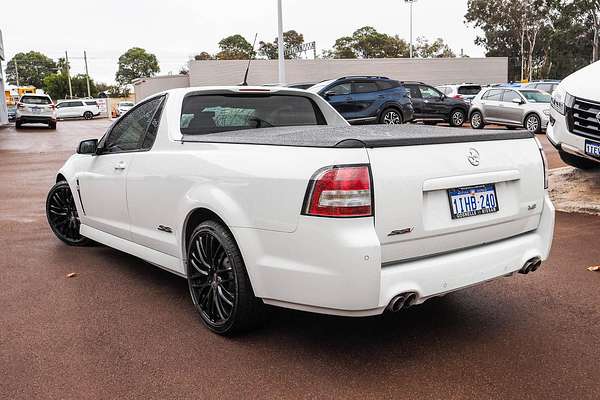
303, 165, 372, 217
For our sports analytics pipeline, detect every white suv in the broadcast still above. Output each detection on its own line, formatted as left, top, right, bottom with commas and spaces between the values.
15, 94, 57, 129
56, 99, 100, 120
548, 61, 600, 169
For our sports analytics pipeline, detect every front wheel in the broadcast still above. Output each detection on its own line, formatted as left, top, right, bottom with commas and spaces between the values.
46, 181, 91, 246
525, 113, 542, 134
449, 109, 466, 127
379, 108, 403, 125
187, 220, 265, 335
470, 111, 485, 129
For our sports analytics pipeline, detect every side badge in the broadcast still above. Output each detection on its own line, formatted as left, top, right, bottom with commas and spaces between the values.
388, 227, 414, 237
157, 225, 173, 233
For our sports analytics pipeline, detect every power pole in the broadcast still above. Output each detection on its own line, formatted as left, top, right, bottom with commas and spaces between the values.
83, 50, 91, 98
405, 0, 417, 58
14, 58, 19, 86
65, 51, 73, 99
277, 0, 286, 85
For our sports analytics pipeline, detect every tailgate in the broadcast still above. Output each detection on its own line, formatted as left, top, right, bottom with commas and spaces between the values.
367, 138, 545, 264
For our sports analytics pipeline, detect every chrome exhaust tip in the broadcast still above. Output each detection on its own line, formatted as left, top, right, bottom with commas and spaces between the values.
387, 292, 419, 312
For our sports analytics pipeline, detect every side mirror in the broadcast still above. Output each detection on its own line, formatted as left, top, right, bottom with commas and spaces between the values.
512, 98, 524, 105
77, 139, 98, 154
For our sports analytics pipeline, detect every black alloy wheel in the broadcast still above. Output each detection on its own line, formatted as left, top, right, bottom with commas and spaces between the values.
187, 220, 264, 335
84, 111, 93, 120
380, 108, 403, 125
449, 109, 466, 127
46, 181, 90, 246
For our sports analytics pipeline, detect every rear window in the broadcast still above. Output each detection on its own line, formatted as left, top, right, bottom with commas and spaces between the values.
85, 101, 98, 106
180, 94, 325, 135
21, 96, 52, 105
458, 85, 482, 95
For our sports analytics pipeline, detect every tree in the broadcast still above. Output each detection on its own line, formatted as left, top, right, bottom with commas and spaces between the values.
194, 52, 213, 60
115, 47, 160, 86
215, 34, 254, 60
415, 37, 456, 58
43, 73, 98, 100
258, 30, 305, 59
5, 51, 57, 88
326, 26, 409, 59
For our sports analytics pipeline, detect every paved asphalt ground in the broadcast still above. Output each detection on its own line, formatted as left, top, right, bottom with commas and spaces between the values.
1, 119, 598, 399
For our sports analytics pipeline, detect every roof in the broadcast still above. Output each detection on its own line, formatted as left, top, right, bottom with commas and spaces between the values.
181, 124, 533, 148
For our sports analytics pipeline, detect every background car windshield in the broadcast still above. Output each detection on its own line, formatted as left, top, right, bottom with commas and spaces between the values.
519, 90, 551, 103
180, 94, 324, 135
21, 96, 51, 105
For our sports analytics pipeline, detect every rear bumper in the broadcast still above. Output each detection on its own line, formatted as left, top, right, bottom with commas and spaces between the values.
16, 115, 56, 124
233, 195, 555, 317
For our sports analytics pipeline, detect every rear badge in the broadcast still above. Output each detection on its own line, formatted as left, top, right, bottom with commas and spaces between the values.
388, 227, 414, 236
528, 203, 537, 211
467, 148, 480, 166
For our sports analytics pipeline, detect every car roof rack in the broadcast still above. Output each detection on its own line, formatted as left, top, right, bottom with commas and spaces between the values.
338, 75, 390, 80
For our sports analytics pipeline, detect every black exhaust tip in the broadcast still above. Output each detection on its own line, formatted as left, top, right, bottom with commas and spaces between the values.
519, 257, 542, 274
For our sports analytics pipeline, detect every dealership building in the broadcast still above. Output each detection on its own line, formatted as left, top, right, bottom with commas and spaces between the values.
134, 57, 508, 102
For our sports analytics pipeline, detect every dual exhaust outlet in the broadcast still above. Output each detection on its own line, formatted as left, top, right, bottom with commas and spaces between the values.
519, 256, 542, 274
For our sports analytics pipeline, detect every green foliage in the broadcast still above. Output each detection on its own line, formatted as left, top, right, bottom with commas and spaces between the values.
43, 73, 98, 100
194, 52, 214, 60
115, 47, 160, 85
5, 51, 57, 88
415, 37, 456, 58
326, 26, 409, 59
216, 35, 254, 60
258, 30, 305, 59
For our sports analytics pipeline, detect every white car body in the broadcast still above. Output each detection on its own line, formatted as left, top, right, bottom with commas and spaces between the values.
547, 61, 600, 167
116, 101, 134, 116
52, 86, 554, 324
436, 83, 483, 104
15, 93, 57, 128
56, 99, 100, 120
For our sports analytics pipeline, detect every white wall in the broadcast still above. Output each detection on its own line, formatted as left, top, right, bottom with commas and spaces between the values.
133, 74, 190, 102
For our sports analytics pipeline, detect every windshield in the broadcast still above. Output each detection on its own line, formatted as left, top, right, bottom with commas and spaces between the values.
21, 96, 52, 105
306, 79, 336, 93
519, 90, 551, 103
180, 94, 325, 135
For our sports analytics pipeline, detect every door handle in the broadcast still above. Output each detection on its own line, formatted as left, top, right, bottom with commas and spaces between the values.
114, 161, 126, 170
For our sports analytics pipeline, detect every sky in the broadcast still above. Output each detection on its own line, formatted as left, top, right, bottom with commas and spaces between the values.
1, 0, 484, 85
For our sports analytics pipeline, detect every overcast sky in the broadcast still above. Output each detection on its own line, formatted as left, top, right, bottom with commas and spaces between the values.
1, 0, 484, 85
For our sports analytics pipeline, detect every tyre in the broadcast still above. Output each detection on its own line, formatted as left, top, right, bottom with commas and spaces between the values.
379, 108, 403, 125
524, 113, 542, 134
559, 150, 599, 170
15, 121, 22, 129
187, 220, 265, 335
83, 111, 93, 120
49, 121, 57, 129
470, 111, 485, 129
46, 181, 91, 246
449, 109, 466, 127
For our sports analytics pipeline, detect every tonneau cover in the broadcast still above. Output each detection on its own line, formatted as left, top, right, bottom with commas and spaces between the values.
181, 125, 533, 148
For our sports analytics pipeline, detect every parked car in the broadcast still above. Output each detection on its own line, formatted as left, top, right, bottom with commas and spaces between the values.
56, 99, 100, 120
116, 101, 134, 116
402, 82, 470, 127
7, 106, 16, 122
307, 76, 414, 125
524, 80, 561, 94
469, 88, 551, 133
547, 61, 600, 169
15, 93, 57, 129
436, 83, 483, 104
46, 86, 554, 335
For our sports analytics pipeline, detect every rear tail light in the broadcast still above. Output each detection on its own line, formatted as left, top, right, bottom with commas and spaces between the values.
49, 104, 56, 110
302, 165, 373, 217
453, 95, 463, 99
534, 137, 549, 189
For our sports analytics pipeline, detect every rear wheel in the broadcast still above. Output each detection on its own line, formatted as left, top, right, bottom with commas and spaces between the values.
48, 121, 57, 129
379, 108, 403, 125
559, 150, 599, 170
15, 121, 22, 129
525, 113, 542, 134
46, 181, 91, 246
83, 111, 93, 120
187, 220, 265, 335
449, 109, 466, 127
470, 111, 485, 129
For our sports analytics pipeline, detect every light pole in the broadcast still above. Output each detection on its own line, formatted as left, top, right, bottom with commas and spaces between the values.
277, 0, 286, 85
405, 0, 417, 58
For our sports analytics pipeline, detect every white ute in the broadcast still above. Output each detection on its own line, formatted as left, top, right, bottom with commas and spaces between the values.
548, 60, 600, 169
46, 86, 555, 335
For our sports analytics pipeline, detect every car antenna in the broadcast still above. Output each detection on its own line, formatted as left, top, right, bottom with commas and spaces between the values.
240, 33, 258, 86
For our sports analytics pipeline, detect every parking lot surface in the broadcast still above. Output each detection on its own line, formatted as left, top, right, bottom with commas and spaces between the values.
1, 119, 598, 399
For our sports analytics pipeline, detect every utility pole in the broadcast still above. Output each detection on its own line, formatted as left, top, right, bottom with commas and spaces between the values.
14, 58, 19, 86
65, 51, 73, 99
83, 50, 91, 98
405, 0, 417, 58
277, 0, 286, 85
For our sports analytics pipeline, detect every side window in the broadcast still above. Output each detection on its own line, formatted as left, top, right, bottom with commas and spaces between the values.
352, 81, 379, 94
405, 84, 421, 99
102, 97, 163, 153
56, 102, 69, 109
326, 83, 351, 96
502, 90, 522, 103
482, 89, 503, 101
419, 85, 442, 99
72, 101, 84, 107
377, 81, 397, 90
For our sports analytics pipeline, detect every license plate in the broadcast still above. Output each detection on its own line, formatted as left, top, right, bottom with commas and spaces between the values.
585, 139, 600, 159
32, 107, 41, 113
448, 184, 499, 219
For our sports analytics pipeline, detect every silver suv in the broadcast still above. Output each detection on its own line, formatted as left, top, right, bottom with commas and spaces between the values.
469, 88, 551, 134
